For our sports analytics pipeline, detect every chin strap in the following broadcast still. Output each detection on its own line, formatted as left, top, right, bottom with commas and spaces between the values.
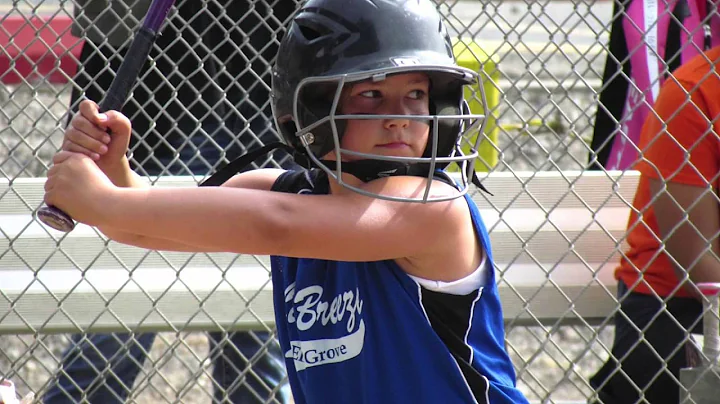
316, 159, 492, 196
199, 141, 294, 187
199, 141, 492, 195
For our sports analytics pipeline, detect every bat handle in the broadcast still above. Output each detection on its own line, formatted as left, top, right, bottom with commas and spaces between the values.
36, 205, 76, 232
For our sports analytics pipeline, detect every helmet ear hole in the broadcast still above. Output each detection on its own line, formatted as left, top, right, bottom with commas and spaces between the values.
298, 24, 324, 41
294, 17, 332, 42
423, 75, 466, 162
279, 119, 298, 136
425, 102, 460, 164
277, 117, 301, 149
300, 25, 322, 41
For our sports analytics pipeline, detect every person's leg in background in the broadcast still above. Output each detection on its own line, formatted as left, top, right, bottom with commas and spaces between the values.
195, 1, 300, 402
195, 112, 294, 403
43, 333, 156, 404
208, 332, 291, 404
590, 280, 704, 404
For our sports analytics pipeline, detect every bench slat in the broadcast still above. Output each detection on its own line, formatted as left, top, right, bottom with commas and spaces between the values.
0, 210, 627, 268
2, 265, 618, 333
0, 171, 638, 333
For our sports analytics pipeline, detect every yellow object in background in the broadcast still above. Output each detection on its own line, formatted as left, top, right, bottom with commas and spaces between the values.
452, 38, 500, 172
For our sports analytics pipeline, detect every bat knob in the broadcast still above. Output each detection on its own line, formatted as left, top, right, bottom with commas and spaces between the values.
36, 205, 76, 232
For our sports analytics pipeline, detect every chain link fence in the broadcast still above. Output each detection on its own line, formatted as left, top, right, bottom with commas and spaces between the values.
1, 0, 720, 402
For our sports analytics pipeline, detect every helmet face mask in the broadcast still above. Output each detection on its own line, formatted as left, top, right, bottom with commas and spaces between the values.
271, 0, 489, 202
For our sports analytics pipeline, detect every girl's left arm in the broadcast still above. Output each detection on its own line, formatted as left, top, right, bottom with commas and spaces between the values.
45, 152, 470, 271
101, 177, 470, 263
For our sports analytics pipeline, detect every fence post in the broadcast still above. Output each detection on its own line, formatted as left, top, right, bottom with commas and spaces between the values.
679, 282, 720, 403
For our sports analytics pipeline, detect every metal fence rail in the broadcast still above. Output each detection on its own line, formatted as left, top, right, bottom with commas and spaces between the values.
1, 0, 719, 403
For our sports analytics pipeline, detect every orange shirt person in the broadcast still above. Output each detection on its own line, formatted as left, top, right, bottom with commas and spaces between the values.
591, 45, 720, 404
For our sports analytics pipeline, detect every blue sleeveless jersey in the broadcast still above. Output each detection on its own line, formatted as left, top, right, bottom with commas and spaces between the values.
270, 170, 528, 404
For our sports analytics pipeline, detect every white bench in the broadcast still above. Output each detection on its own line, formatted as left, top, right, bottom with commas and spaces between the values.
0, 170, 639, 334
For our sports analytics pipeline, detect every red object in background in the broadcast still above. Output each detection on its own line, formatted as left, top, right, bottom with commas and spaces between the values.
0, 15, 84, 84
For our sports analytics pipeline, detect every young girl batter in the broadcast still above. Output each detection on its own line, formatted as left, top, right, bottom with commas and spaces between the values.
44, 0, 528, 402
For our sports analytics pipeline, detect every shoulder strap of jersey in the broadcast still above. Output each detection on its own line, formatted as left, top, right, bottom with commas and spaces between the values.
270, 168, 330, 195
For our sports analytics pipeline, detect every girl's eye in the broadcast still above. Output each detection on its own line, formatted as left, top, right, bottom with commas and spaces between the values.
408, 90, 426, 100
359, 90, 381, 98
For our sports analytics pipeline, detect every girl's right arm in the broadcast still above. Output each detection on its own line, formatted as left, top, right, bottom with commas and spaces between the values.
62, 101, 150, 242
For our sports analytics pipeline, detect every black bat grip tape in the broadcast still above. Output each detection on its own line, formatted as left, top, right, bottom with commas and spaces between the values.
100, 27, 156, 112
